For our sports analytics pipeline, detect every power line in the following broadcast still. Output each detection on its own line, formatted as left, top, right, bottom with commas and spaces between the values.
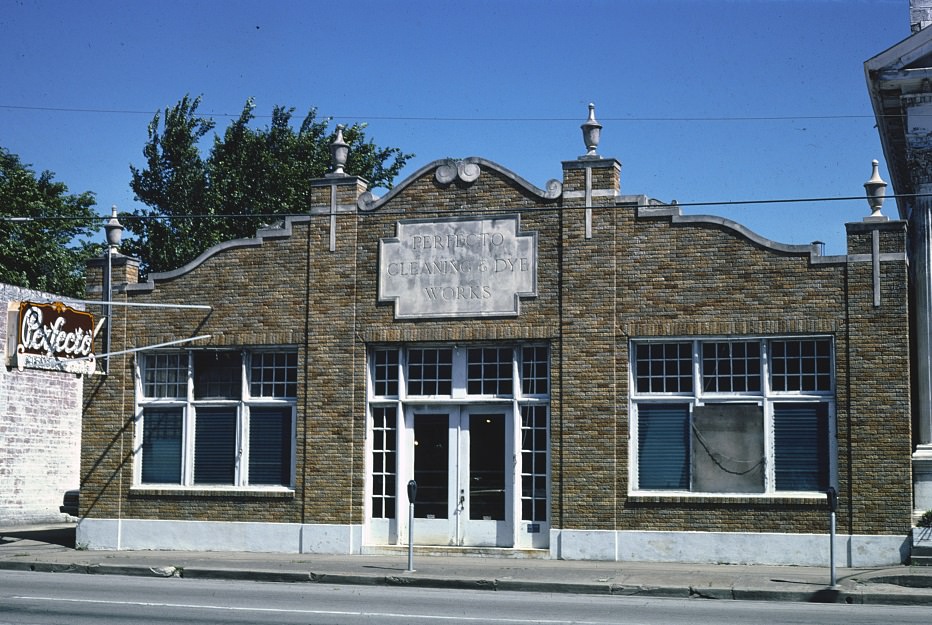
0, 103, 889, 122
2, 192, 928, 223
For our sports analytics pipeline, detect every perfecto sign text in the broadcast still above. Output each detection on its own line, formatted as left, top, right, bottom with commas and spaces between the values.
379, 215, 537, 319
14, 301, 97, 375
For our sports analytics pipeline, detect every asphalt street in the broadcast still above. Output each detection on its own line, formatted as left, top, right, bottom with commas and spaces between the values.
2, 524, 932, 607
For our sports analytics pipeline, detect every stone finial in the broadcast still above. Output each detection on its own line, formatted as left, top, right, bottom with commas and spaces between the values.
330, 125, 349, 175
104, 205, 123, 252
580, 103, 602, 158
864, 159, 888, 220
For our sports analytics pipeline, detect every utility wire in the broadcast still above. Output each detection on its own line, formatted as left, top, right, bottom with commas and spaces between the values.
2, 192, 927, 222
0, 103, 902, 122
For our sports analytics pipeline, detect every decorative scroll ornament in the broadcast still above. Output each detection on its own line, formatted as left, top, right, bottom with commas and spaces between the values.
357, 190, 377, 211
435, 159, 481, 184
543, 179, 562, 199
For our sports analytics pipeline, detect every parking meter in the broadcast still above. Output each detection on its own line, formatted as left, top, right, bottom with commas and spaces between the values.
406, 480, 417, 572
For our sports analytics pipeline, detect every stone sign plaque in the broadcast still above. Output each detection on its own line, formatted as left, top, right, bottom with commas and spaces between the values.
379, 215, 537, 319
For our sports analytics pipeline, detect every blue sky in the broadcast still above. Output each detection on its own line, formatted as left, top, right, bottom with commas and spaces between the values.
0, 0, 911, 254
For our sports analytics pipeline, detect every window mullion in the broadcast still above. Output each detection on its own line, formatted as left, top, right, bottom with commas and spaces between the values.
399, 348, 408, 401
763, 401, 775, 493
760, 341, 773, 493
692, 341, 702, 402
183, 353, 195, 486
513, 347, 522, 401
183, 404, 195, 486
452, 346, 466, 399
239, 405, 248, 487
238, 351, 247, 486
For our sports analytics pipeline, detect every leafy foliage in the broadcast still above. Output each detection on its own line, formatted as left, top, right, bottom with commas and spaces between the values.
124, 95, 413, 276
0, 146, 100, 297
919, 509, 932, 528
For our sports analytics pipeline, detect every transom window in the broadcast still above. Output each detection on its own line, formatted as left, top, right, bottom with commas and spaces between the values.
373, 345, 550, 399
142, 352, 187, 399
634, 342, 693, 393
631, 337, 834, 495
467, 347, 513, 396
136, 349, 297, 489
407, 348, 453, 395
702, 341, 761, 393
770, 339, 832, 392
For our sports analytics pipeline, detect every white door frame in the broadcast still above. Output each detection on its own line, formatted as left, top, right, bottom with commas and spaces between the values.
404, 404, 514, 547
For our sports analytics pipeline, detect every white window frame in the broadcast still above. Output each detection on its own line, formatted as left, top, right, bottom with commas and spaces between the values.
365, 344, 551, 526
133, 349, 297, 491
629, 336, 836, 498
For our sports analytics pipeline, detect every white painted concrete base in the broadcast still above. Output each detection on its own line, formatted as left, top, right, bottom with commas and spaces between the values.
76, 518, 362, 554
551, 529, 910, 567
913, 446, 932, 521
77, 519, 909, 566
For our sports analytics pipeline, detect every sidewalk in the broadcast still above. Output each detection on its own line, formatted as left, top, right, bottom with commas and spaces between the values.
2, 524, 932, 605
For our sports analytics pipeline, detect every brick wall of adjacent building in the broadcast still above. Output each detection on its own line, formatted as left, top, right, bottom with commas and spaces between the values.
0, 284, 82, 525
79, 151, 913, 538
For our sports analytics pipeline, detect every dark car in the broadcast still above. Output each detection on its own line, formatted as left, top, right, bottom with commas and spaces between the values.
59, 489, 79, 516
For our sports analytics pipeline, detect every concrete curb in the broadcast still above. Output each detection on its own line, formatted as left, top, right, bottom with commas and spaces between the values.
2, 559, 932, 605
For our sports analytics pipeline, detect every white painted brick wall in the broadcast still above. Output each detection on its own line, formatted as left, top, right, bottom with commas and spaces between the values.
0, 284, 83, 525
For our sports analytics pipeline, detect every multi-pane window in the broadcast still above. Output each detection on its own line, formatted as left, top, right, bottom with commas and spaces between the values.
632, 337, 833, 495
634, 342, 693, 393
467, 347, 513, 395
250, 352, 298, 398
770, 339, 832, 392
372, 349, 399, 397
193, 351, 241, 399
521, 346, 549, 396
371, 407, 397, 519
142, 353, 186, 399
369, 344, 550, 523
702, 341, 761, 393
137, 349, 297, 489
383, 345, 548, 400
521, 405, 548, 522
407, 348, 453, 395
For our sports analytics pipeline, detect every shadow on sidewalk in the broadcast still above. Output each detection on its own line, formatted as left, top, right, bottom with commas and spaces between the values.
0, 525, 75, 548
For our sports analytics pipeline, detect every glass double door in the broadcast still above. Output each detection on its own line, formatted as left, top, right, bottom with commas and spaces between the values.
408, 406, 513, 547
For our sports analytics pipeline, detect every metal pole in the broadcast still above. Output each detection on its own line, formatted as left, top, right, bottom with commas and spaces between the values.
830, 510, 837, 587
827, 487, 838, 588
407, 500, 415, 572
104, 249, 112, 375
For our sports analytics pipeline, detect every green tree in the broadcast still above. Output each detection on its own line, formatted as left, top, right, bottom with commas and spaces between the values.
0, 146, 99, 298
125, 95, 413, 275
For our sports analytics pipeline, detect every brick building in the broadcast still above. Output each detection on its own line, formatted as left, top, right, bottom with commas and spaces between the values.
866, 0, 932, 527
76, 109, 913, 565
1, 283, 83, 525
